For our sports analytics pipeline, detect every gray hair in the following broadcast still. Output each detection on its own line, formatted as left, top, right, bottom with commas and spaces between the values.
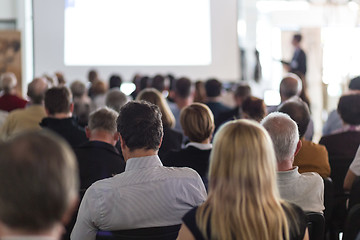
70, 80, 86, 98
105, 89, 128, 113
261, 112, 299, 163
88, 107, 119, 133
0, 72, 17, 94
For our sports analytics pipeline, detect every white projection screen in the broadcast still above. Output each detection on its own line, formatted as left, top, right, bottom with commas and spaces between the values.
33, 0, 240, 81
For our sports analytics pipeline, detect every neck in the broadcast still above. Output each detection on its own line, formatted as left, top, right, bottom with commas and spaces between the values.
89, 131, 116, 146
277, 159, 294, 171
49, 112, 72, 119
0, 222, 63, 240
124, 148, 158, 161
175, 97, 192, 109
200, 138, 211, 144
206, 96, 220, 102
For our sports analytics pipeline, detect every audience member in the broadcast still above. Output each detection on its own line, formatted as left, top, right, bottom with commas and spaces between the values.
70, 80, 91, 127
169, 77, 193, 134
279, 99, 330, 178
323, 76, 360, 136
151, 74, 166, 93
262, 112, 324, 212
344, 145, 360, 191
0, 72, 27, 112
90, 80, 107, 112
75, 107, 125, 190
177, 119, 308, 240
163, 103, 214, 179
0, 77, 48, 140
194, 80, 206, 103
71, 101, 206, 240
40, 86, 88, 148
109, 74, 122, 89
319, 93, 360, 159
136, 88, 182, 159
204, 78, 231, 126
242, 96, 267, 122
268, 73, 314, 141
105, 88, 128, 113
55, 71, 66, 86
0, 130, 78, 240
87, 69, 99, 99
217, 84, 251, 126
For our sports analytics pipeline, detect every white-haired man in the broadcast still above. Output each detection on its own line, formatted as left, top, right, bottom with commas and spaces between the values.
261, 112, 324, 213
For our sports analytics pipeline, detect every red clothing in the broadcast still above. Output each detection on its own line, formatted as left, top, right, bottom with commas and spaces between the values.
0, 94, 28, 112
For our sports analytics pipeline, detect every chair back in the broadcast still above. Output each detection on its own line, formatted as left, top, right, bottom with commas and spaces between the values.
329, 156, 353, 196
349, 177, 360, 209
96, 224, 181, 240
343, 204, 360, 240
306, 212, 325, 240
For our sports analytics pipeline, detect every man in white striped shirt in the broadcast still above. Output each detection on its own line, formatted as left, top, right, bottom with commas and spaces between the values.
71, 101, 207, 240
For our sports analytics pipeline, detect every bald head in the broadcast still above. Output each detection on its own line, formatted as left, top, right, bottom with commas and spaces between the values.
0, 72, 17, 94
261, 112, 299, 163
280, 74, 302, 101
27, 78, 48, 104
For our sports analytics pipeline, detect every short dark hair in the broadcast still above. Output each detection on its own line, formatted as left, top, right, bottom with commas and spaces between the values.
0, 130, 78, 232
242, 96, 267, 122
175, 77, 192, 98
109, 74, 122, 89
117, 101, 163, 151
151, 74, 165, 92
205, 78, 222, 97
293, 34, 302, 43
278, 98, 310, 138
338, 93, 360, 125
234, 85, 251, 98
45, 86, 72, 115
349, 76, 360, 90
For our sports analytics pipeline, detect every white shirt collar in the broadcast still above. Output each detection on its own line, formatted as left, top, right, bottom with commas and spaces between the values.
185, 142, 212, 150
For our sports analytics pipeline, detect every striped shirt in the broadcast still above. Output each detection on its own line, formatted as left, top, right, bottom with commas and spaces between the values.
71, 155, 207, 240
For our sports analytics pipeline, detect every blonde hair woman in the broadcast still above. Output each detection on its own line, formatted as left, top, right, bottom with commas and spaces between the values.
136, 88, 182, 159
177, 120, 308, 240
162, 103, 214, 179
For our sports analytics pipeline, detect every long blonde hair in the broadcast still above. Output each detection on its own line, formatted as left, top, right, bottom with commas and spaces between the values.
196, 119, 291, 240
136, 88, 175, 128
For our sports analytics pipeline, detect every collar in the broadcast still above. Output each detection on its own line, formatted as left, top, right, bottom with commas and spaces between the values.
185, 142, 212, 150
333, 124, 360, 134
125, 155, 162, 172
79, 141, 119, 154
277, 166, 301, 180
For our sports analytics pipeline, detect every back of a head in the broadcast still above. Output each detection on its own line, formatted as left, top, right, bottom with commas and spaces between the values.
88, 107, 118, 134
242, 96, 267, 122
278, 99, 310, 138
151, 74, 165, 92
88, 69, 98, 83
136, 88, 175, 128
70, 80, 86, 98
261, 112, 299, 163
205, 78, 222, 98
45, 86, 72, 115
117, 101, 163, 151
92, 80, 107, 96
0, 72, 17, 94
175, 77, 192, 99
180, 103, 214, 143
27, 77, 48, 104
349, 76, 360, 91
234, 84, 251, 99
105, 89, 128, 113
337, 93, 360, 125
0, 130, 78, 232
280, 74, 302, 100
109, 75, 122, 89
293, 34, 302, 43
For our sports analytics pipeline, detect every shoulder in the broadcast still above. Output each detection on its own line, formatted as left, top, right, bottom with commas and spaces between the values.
282, 202, 308, 240
302, 140, 328, 154
299, 172, 324, 188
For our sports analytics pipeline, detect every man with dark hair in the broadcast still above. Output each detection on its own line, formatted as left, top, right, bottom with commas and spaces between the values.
151, 74, 166, 93
0, 130, 79, 240
40, 86, 87, 148
109, 74, 122, 89
282, 33, 307, 75
278, 99, 330, 178
0, 77, 48, 140
323, 76, 360, 135
204, 78, 230, 126
169, 77, 193, 134
71, 101, 207, 240
75, 107, 125, 190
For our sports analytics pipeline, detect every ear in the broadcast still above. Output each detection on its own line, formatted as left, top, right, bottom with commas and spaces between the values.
85, 127, 91, 139
69, 103, 74, 113
294, 139, 302, 156
119, 134, 126, 150
158, 136, 163, 149
113, 132, 120, 142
